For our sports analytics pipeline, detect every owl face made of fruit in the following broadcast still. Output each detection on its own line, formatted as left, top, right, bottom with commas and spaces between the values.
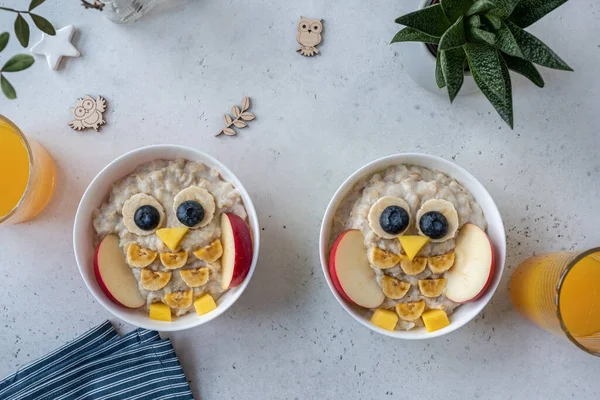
296, 16, 323, 56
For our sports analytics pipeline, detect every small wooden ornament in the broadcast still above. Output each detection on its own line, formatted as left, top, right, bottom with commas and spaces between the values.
296, 16, 323, 57
216, 97, 255, 137
69, 95, 107, 132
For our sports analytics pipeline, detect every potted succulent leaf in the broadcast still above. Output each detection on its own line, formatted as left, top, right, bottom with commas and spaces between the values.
392, 0, 572, 128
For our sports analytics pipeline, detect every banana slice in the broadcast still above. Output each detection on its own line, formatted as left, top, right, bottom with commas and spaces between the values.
180, 267, 210, 287
381, 275, 410, 299
140, 269, 172, 291
395, 301, 426, 321
164, 289, 193, 309
126, 243, 158, 268
193, 239, 223, 263
368, 247, 401, 269
159, 251, 188, 269
368, 196, 411, 239
416, 199, 459, 242
122, 193, 165, 236
428, 252, 455, 274
400, 256, 427, 275
172, 186, 215, 229
418, 278, 447, 297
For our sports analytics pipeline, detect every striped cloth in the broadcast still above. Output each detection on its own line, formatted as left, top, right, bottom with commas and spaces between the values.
0, 321, 194, 400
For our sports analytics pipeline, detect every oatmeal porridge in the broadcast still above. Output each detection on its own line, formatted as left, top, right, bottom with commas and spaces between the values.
93, 159, 253, 321
330, 164, 490, 332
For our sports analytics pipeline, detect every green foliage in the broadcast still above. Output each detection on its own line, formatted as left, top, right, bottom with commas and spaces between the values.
0, 32, 8, 52
14, 14, 29, 47
509, 0, 568, 27
441, 47, 467, 102
395, 4, 450, 37
0, 33, 34, 100
0, 1, 55, 48
465, 43, 513, 127
391, 27, 439, 45
439, 16, 466, 50
392, 0, 572, 128
503, 54, 544, 87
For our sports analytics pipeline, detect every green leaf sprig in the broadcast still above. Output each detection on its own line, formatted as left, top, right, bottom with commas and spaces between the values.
392, 0, 572, 128
0, 0, 56, 47
0, 32, 35, 99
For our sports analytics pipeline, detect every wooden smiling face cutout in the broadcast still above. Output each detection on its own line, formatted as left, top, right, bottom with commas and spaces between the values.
296, 16, 323, 56
69, 95, 107, 131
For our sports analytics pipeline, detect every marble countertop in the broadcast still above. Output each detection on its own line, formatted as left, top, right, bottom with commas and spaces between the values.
1, 1, 599, 398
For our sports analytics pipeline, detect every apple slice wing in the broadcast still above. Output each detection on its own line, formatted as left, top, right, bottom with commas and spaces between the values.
221, 213, 253, 289
95, 235, 146, 309
329, 230, 384, 309
445, 224, 495, 303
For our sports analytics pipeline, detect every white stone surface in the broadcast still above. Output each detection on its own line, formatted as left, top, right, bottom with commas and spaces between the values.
1, 1, 599, 399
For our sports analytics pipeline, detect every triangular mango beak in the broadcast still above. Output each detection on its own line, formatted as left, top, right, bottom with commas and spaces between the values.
398, 235, 430, 261
156, 227, 189, 252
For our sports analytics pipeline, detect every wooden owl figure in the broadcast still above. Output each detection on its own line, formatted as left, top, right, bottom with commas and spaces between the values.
296, 16, 323, 57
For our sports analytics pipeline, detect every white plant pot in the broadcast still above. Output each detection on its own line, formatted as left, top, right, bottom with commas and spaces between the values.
397, 0, 479, 96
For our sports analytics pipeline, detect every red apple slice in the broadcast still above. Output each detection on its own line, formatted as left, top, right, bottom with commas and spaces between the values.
221, 213, 253, 289
445, 224, 495, 303
94, 235, 145, 309
329, 230, 384, 308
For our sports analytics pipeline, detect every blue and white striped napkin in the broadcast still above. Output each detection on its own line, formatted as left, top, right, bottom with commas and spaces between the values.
0, 321, 193, 400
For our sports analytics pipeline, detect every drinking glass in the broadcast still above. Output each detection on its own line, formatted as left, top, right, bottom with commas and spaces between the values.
510, 248, 600, 356
101, 0, 164, 23
0, 115, 56, 224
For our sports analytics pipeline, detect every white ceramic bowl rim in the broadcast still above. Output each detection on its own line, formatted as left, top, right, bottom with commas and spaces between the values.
73, 144, 260, 332
319, 153, 506, 339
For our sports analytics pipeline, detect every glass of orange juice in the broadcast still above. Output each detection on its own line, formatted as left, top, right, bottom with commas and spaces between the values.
511, 248, 600, 356
0, 115, 56, 224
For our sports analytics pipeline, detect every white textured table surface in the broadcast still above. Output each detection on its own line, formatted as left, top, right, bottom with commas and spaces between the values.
1, 1, 599, 399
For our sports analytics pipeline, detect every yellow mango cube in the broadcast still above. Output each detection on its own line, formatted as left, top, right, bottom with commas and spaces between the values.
149, 303, 172, 322
421, 309, 450, 332
156, 227, 189, 251
370, 308, 398, 331
398, 236, 430, 261
194, 294, 217, 316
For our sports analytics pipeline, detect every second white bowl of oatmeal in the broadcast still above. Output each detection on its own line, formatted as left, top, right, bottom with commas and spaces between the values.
73, 145, 260, 332
319, 153, 506, 339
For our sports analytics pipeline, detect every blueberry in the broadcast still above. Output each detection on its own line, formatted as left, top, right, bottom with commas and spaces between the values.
134, 205, 161, 231
419, 211, 448, 239
379, 206, 410, 235
176, 201, 205, 227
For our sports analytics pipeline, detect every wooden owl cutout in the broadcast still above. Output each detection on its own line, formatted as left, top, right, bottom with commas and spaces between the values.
69, 95, 107, 131
297, 16, 323, 56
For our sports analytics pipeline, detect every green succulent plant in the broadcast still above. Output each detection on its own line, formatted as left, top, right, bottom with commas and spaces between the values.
392, 0, 572, 128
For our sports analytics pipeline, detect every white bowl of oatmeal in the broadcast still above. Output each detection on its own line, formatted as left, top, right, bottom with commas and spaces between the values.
74, 145, 259, 331
319, 153, 505, 339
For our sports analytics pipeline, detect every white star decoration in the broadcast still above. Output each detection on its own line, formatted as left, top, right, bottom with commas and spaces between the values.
30, 25, 80, 71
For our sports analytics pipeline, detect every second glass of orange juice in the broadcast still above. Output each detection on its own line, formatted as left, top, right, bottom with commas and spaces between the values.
0, 115, 56, 224
511, 248, 600, 356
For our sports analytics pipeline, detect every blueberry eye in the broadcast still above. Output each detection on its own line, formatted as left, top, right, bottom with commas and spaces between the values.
419, 211, 448, 239
177, 201, 205, 227
379, 206, 410, 235
134, 205, 161, 231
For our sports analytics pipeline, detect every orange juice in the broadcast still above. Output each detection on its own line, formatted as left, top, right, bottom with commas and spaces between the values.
0, 120, 30, 217
558, 252, 600, 337
511, 248, 600, 356
0, 115, 56, 224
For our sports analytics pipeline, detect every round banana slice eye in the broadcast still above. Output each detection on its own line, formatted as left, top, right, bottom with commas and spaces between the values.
416, 199, 459, 242
172, 186, 216, 229
122, 193, 165, 236
368, 196, 411, 239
